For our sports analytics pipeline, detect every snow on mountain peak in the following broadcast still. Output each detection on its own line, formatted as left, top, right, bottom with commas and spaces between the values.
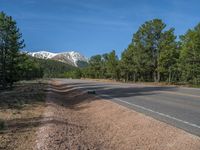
28, 50, 88, 67
29, 51, 57, 59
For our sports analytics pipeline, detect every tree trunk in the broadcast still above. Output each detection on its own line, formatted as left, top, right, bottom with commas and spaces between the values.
168, 71, 171, 83
2, 48, 6, 89
157, 71, 160, 82
153, 71, 157, 82
126, 73, 129, 82
133, 73, 136, 82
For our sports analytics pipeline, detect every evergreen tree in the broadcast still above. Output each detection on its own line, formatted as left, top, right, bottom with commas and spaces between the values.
180, 23, 200, 84
17, 54, 43, 80
101, 53, 109, 78
157, 28, 179, 82
0, 12, 24, 88
121, 45, 137, 82
132, 19, 178, 82
107, 50, 119, 79
88, 55, 103, 78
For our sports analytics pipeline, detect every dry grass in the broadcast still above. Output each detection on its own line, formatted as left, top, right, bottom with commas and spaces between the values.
0, 80, 47, 150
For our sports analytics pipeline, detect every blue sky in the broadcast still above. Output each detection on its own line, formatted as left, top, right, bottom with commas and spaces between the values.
1, 0, 200, 57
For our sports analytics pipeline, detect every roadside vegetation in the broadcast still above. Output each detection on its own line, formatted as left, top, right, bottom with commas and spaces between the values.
66, 19, 200, 86
30, 57, 76, 78
1, 12, 200, 88
0, 12, 47, 149
0, 80, 47, 149
0, 12, 200, 89
0, 12, 76, 89
0, 12, 43, 89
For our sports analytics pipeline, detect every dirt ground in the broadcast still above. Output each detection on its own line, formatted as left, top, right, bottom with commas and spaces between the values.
0, 80, 200, 150
0, 80, 47, 150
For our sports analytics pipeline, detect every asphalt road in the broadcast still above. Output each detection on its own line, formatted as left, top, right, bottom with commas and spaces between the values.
58, 79, 200, 137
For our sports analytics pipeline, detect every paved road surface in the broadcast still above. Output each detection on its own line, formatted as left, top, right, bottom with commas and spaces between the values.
57, 79, 200, 137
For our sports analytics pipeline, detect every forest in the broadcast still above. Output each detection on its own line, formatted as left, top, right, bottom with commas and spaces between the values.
68, 19, 200, 85
1, 12, 200, 89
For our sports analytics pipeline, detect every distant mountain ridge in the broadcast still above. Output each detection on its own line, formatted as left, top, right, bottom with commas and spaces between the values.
28, 51, 88, 67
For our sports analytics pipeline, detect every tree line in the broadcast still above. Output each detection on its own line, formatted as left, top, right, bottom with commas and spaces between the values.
69, 19, 200, 85
32, 57, 76, 78
0, 12, 43, 89
1, 12, 200, 87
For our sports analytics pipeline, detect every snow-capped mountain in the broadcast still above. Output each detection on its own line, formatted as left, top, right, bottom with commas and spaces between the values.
29, 51, 88, 67
29, 51, 57, 59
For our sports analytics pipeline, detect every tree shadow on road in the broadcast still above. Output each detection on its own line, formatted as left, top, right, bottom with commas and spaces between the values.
34, 81, 179, 111
0, 81, 178, 137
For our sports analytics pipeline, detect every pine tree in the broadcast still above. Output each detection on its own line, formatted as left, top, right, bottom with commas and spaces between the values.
0, 12, 24, 88
121, 45, 138, 82
180, 23, 200, 84
107, 50, 119, 79
88, 55, 102, 78
132, 19, 178, 82
157, 28, 179, 82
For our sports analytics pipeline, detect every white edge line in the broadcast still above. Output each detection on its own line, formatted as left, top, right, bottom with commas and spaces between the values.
65, 84, 200, 130
98, 94, 200, 130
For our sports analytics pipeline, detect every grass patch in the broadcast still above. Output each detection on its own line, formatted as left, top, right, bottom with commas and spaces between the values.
0, 80, 47, 149
0, 80, 47, 109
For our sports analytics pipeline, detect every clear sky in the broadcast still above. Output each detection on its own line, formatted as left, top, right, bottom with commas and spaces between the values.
1, 0, 200, 57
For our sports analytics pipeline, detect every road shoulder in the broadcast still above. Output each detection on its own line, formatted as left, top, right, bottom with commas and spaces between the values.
35, 80, 200, 149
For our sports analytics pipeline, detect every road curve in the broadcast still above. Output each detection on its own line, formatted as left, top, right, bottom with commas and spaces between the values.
57, 79, 200, 137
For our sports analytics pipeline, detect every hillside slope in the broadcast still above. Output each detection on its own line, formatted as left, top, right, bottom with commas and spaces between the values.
31, 57, 76, 77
